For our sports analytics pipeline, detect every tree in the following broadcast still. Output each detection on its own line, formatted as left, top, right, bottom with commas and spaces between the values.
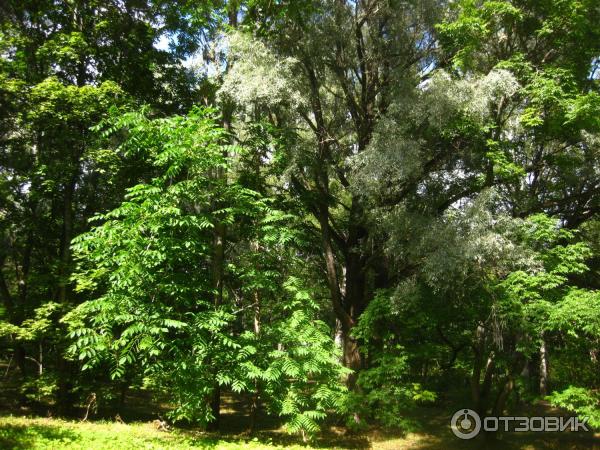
220, 0, 446, 384
0, 0, 205, 409
66, 108, 347, 435
1, 0, 598, 438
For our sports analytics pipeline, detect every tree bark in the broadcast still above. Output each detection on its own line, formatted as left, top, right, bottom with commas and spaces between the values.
470, 325, 496, 415
249, 276, 261, 432
206, 385, 221, 431
206, 3, 241, 430
207, 166, 226, 432
58, 175, 76, 303
492, 375, 515, 417
470, 324, 485, 413
539, 336, 548, 397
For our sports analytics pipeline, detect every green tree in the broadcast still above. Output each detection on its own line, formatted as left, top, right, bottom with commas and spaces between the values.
219, 0, 446, 386
0, 0, 207, 410
66, 108, 347, 435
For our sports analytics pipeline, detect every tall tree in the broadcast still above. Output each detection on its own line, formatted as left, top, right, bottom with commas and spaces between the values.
221, 0, 445, 383
67, 108, 348, 436
0, 0, 205, 409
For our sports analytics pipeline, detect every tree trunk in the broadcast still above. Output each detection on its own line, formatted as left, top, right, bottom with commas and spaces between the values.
207, 215, 225, 430
492, 376, 515, 417
344, 204, 367, 319
317, 202, 363, 386
341, 236, 367, 387
470, 324, 496, 415
14, 344, 27, 378
56, 359, 75, 416
58, 173, 77, 303
342, 333, 362, 388
206, 386, 221, 431
470, 325, 485, 413
249, 283, 261, 432
206, 2, 240, 429
539, 336, 548, 397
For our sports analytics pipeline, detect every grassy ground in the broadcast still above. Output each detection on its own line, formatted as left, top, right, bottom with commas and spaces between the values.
2, 406, 600, 450
0, 415, 311, 449
1, 374, 599, 450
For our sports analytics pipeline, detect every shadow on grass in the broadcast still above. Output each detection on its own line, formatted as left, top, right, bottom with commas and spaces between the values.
0, 422, 79, 450
358, 403, 600, 450
180, 426, 372, 449
167, 392, 371, 448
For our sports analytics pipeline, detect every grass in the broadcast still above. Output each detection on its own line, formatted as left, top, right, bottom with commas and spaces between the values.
2, 387, 600, 449
3, 409, 600, 450
0, 416, 313, 450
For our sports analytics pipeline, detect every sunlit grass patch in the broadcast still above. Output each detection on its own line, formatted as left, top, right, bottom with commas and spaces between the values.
0, 416, 312, 450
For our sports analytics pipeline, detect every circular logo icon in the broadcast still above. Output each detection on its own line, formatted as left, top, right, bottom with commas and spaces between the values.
451, 409, 481, 440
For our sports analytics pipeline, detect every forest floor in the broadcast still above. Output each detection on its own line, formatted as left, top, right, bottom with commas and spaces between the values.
1, 385, 599, 449
1, 407, 600, 449
2, 399, 600, 449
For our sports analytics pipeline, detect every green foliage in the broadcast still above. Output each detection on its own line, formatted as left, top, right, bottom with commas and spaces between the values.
548, 386, 600, 429
20, 373, 60, 404
496, 214, 594, 346
66, 108, 257, 423
0, 302, 62, 341
346, 350, 436, 430
242, 277, 349, 436
350, 290, 436, 430
547, 289, 600, 337
1, 0, 599, 442
65, 108, 346, 435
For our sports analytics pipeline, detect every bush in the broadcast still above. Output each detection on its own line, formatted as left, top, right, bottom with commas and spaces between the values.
547, 386, 600, 429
